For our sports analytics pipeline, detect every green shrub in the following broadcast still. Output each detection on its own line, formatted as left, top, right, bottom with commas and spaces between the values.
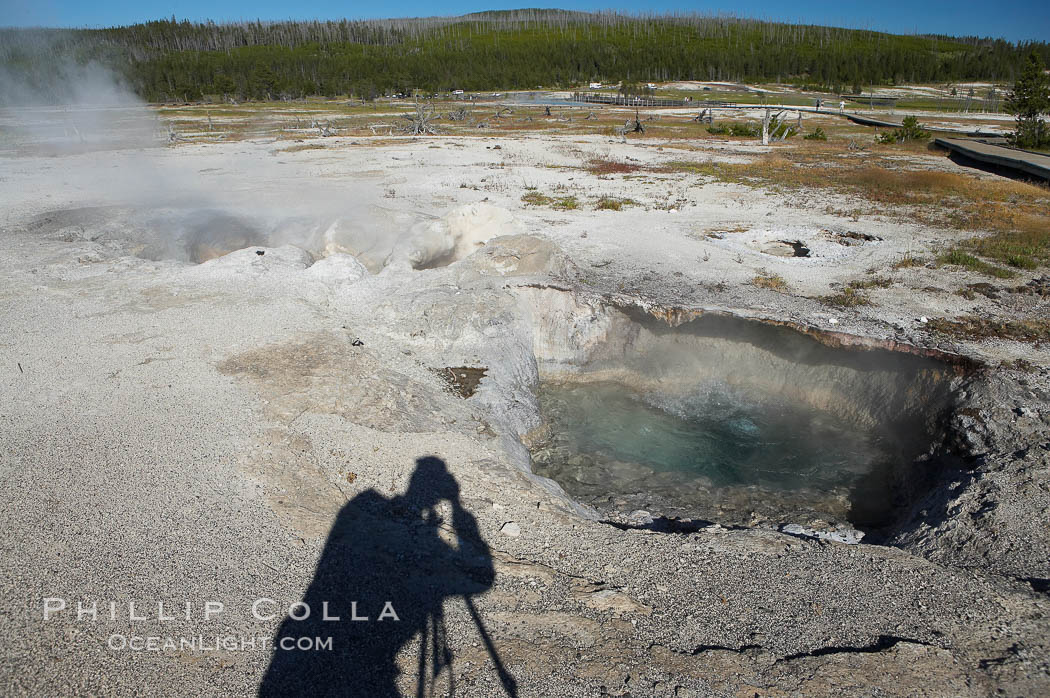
708, 122, 760, 138
730, 122, 761, 137
803, 127, 828, 141
876, 115, 930, 144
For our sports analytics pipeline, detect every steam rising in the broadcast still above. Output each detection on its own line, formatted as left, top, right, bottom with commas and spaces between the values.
0, 33, 151, 150
1, 37, 515, 270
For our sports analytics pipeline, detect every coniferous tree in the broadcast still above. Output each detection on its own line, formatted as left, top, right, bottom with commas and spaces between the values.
1005, 52, 1050, 149
3, 13, 1049, 104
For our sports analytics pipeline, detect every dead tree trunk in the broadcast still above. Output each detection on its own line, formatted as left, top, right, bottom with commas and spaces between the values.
402, 100, 438, 135
630, 109, 645, 133
692, 108, 714, 124
765, 111, 796, 143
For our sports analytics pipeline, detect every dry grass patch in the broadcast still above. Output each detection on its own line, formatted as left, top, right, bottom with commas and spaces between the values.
848, 276, 894, 290
663, 146, 1050, 274
658, 160, 724, 177
279, 142, 325, 153
751, 272, 788, 292
927, 316, 1050, 344
521, 191, 554, 206
587, 157, 643, 176
594, 197, 637, 211
955, 282, 1001, 300
819, 287, 872, 307
891, 253, 926, 269
954, 204, 1049, 270
937, 249, 1017, 279
521, 192, 579, 210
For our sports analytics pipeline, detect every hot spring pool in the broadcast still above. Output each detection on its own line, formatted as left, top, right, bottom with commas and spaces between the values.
520, 292, 963, 530
531, 380, 913, 527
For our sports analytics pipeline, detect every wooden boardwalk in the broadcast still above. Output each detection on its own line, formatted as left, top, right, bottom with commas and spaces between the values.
844, 113, 994, 137
935, 138, 1050, 182
844, 113, 905, 129
559, 94, 1048, 182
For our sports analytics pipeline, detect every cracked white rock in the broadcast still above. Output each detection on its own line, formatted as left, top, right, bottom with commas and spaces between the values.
781, 523, 865, 545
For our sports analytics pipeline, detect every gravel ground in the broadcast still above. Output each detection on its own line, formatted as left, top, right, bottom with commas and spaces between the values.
1, 116, 1048, 696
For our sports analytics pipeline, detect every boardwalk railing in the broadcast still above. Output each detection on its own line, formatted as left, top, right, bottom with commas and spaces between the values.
568, 91, 726, 108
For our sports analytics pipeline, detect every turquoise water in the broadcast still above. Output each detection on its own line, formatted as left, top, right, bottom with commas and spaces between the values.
533, 381, 897, 521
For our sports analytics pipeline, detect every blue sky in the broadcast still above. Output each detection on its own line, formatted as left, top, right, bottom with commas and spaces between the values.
2, 0, 1048, 42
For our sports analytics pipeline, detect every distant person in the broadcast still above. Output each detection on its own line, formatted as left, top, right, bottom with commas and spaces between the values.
815, 98, 821, 112
259, 457, 513, 697
839, 100, 846, 113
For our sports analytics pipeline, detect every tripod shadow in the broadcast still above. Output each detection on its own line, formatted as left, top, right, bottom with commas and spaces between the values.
259, 456, 515, 697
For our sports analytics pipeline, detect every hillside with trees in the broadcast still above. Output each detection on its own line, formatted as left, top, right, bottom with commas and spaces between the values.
3, 10, 1049, 103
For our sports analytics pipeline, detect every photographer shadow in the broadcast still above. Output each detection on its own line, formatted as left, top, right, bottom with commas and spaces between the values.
259, 456, 515, 697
